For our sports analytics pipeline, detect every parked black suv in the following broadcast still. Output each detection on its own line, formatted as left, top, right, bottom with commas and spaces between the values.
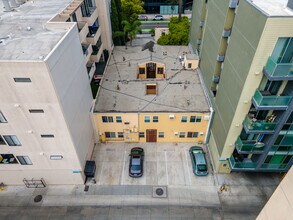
129, 147, 144, 177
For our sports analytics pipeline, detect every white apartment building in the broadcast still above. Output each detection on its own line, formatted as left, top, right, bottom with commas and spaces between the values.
0, 0, 112, 185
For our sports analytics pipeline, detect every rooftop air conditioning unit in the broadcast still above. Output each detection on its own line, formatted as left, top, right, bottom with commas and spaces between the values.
169, 114, 175, 119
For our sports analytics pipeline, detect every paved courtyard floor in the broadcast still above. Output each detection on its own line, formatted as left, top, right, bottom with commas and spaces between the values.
0, 143, 282, 219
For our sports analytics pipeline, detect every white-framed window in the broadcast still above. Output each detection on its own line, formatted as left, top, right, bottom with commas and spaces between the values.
102, 116, 113, 123
153, 116, 159, 123
3, 135, 21, 146
41, 134, 55, 138
144, 116, 150, 123
181, 116, 188, 123
179, 132, 185, 138
16, 156, 32, 165
118, 132, 124, 138
139, 132, 145, 138
158, 132, 164, 138
116, 116, 122, 123
190, 116, 202, 123
187, 132, 198, 138
105, 132, 116, 138
0, 111, 7, 123
14, 78, 31, 83
29, 109, 44, 113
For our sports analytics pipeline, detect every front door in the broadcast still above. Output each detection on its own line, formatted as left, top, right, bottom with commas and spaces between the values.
146, 129, 157, 142
146, 63, 156, 78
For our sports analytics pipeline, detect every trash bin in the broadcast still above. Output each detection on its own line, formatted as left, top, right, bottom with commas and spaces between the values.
84, 160, 96, 178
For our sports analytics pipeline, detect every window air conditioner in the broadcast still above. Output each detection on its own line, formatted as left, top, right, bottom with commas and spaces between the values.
169, 114, 175, 119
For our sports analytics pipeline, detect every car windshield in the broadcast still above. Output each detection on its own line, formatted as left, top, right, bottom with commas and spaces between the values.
131, 165, 141, 173
197, 165, 207, 171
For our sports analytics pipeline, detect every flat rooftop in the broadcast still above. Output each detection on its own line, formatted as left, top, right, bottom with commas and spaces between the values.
94, 45, 210, 113
247, 0, 293, 16
0, 0, 73, 60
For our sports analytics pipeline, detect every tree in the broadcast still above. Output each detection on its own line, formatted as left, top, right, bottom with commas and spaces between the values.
122, 20, 141, 46
157, 16, 189, 45
121, 0, 145, 22
167, 0, 183, 21
111, 0, 124, 45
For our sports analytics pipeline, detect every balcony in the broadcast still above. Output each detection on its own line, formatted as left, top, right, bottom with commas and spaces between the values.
229, 155, 257, 170
86, 26, 101, 45
90, 39, 103, 63
82, 43, 92, 64
81, 7, 98, 26
243, 115, 277, 134
235, 136, 265, 154
87, 62, 96, 81
77, 22, 89, 43
263, 57, 293, 81
252, 89, 292, 110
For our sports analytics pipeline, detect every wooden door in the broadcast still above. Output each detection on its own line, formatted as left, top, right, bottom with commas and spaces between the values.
146, 129, 157, 142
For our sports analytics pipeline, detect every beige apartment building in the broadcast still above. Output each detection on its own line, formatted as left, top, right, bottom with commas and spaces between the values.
0, 0, 112, 185
93, 46, 212, 144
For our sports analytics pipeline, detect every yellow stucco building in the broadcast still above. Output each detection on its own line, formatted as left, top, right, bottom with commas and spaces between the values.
93, 45, 211, 143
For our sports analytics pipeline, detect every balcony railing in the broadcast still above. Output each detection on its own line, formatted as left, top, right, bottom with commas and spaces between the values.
252, 89, 292, 110
264, 57, 293, 80
235, 136, 265, 153
243, 115, 277, 133
229, 155, 257, 169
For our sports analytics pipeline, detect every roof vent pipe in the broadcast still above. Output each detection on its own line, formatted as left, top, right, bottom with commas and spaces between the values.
9, 0, 19, 8
2, 0, 12, 11
288, 0, 293, 10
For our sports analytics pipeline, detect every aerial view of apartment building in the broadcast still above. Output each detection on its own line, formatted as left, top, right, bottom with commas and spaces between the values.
0, 0, 112, 185
190, 0, 293, 173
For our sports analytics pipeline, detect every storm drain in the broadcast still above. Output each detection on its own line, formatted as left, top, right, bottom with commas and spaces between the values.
152, 186, 167, 198
34, 195, 43, 203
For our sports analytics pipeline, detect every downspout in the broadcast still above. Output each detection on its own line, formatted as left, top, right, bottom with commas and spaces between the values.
204, 107, 214, 144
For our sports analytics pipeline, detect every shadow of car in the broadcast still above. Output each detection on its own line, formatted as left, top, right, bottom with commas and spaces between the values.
129, 147, 144, 177
189, 146, 208, 176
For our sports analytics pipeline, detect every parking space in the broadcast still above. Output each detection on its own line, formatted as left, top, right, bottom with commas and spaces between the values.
92, 142, 215, 186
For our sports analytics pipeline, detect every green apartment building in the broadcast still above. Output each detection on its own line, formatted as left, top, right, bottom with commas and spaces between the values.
190, 0, 293, 173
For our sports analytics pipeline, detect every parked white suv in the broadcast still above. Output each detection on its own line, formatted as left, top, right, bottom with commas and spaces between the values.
153, 15, 163, 21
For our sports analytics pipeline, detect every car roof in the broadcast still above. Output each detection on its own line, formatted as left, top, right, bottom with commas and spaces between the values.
194, 153, 206, 165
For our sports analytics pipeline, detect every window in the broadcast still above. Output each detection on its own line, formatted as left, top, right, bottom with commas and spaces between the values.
157, 67, 164, 74
14, 78, 31, 82
139, 68, 145, 74
187, 132, 198, 138
190, 116, 202, 122
29, 109, 44, 113
102, 116, 113, 123
105, 132, 116, 138
41, 134, 54, 138
118, 132, 124, 138
0, 154, 18, 164
0, 111, 7, 123
153, 116, 159, 123
264, 155, 273, 163
144, 116, 150, 123
116, 116, 122, 123
181, 116, 187, 123
188, 63, 192, 68
3, 135, 21, 146
139, 132, 145, 138
158, 132, 164, 138
50, 155, 63, 160
16, 156, 32, 165
179, 132, 185, 138
0, 136, 5, 145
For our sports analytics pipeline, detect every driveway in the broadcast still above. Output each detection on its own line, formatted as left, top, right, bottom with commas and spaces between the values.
92, 142, 215, 186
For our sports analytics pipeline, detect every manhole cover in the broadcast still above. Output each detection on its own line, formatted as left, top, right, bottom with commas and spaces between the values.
156, 188, 164, 196
152, 186, 167, 198
34, 195, 42, 203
